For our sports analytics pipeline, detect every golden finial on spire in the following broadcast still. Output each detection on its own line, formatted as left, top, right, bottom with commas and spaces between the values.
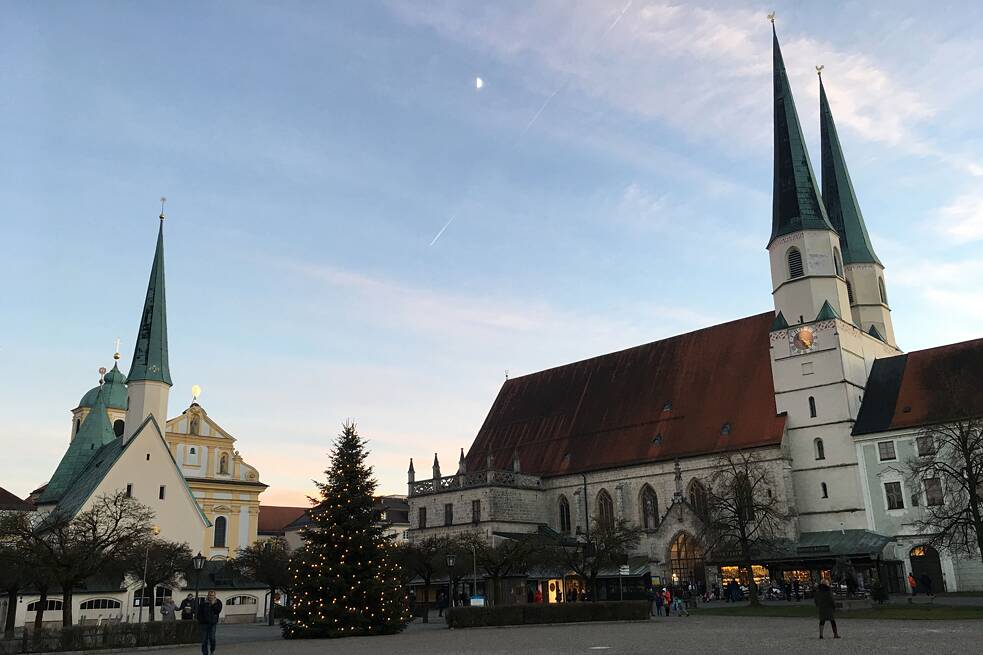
767, 11, 776, 24
159, 196, 167, 221
113, 337, 121, 361
816, 64, 825, 77
191, 384, 202, 403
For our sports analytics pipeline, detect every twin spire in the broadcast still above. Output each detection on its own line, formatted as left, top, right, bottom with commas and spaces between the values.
769, 21, 877, 265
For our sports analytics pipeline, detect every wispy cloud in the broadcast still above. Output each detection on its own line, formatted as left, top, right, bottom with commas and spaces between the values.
935, 192, 983, 241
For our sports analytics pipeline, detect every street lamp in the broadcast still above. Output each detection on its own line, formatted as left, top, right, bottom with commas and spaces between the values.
137, 526, 160, 624
446, 554, 457, 608
193, 552, 206, 610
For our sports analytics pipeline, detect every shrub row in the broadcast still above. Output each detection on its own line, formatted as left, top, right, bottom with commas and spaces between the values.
7, 621, 198, 654
446, 601, 649, 629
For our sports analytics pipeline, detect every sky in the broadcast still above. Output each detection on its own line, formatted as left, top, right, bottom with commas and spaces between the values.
2, 1, 982, 506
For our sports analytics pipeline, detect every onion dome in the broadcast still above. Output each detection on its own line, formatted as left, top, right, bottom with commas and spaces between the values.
77, 363, 128, 411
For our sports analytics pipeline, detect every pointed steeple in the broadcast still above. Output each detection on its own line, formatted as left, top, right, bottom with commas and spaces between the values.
770, 25, 834, 246
820, 76, 882, 265
771, 311, 789, 331
128, 216, 172, 385
816, 299, 839, 321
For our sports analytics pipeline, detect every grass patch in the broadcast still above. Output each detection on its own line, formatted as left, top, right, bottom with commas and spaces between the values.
693, 603, 983, 620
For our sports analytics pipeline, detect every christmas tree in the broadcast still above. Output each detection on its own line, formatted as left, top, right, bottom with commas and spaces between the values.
284, 421, 410, 638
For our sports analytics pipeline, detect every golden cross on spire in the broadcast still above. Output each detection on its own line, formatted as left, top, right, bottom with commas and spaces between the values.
816, 64, 825, 77
159, 196, 167, 220
767, 11, 776, 24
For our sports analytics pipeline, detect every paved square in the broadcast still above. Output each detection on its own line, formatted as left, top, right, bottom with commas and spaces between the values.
169, 615, 983, 655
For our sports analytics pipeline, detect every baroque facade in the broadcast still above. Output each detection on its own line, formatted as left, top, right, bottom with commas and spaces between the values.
404, 25, 983, 594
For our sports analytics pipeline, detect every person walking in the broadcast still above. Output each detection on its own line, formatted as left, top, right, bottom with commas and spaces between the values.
436, 591, 447, 617
814, 582, 839, 639
654, 587, 664, 616
646, 587, 656, 617
160, 597, 177, 622
179, 594, 196, 621
908, 573, 918, 596
196, 591, 223, 655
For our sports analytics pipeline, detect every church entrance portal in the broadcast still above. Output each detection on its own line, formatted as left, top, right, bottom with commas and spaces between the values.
909, 545, 945, 593
669, 532, 706, 589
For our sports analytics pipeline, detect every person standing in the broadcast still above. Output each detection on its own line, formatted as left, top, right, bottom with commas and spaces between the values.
814, 582, 839, 639
179, 594, 196, 621
533, 588, 543, 604
196, 591, 223, 655
160, 597, 177, 622
919, 573, 934, 598
654, 587, 664, 616
908, 573, 918, 596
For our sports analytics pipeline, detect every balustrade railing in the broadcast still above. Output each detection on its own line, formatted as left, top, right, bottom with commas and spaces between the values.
408, 469, 543, 496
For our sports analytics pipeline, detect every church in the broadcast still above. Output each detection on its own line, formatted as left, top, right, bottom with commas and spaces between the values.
7, 212, 274, 627
404, 25, 983, 598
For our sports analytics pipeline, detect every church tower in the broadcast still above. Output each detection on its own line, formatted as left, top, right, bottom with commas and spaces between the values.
820, 77, 897, 347
767, 24, 900, 533
124, 212, 172, 440
767, 25, 850, 326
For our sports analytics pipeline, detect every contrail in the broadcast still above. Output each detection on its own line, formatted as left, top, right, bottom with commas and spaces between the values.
519, 0, 633, 137
429, 214, 456, 246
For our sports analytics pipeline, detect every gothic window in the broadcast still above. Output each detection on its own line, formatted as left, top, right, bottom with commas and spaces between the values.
418, 507, 427, 529
833, 247, 843, 276
113, 419, 125, 438
878, 277, 888, 305
596, 490, 614, 529
787, 247, 804, 279
558, 496, 571, 534
213, 516, 227, 548
640, 485, 659, 530
846, 280, 855, 304
814, 438, 825, 460
821, 482, 829, 498
669, 532, 706, 586
688, 479, 708, 520
808, 396, 817, 418
444, 503, 453, 526
471, 499, 481, 524
219, 454, 229, 475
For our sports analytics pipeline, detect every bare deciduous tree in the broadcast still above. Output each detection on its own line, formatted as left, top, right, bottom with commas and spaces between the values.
538, 517, 642, 601
230, 537, 291, 625
123, 538, 193, 621
458, 531, 534, 606
701, 450, 790, 606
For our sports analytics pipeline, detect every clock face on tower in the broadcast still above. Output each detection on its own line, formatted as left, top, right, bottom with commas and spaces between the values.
790, 326, 816, 353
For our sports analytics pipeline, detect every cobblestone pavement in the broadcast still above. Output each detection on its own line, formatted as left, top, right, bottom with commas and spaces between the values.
168, 615, 983, 655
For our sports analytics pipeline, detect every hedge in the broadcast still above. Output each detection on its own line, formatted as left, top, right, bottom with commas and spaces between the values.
3, 621, 198, 654
445, 601, 649, 629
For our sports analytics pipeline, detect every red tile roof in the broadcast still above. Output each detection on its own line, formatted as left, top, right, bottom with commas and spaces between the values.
258, 505, 307, 535
464, 312, 786, 477
0, 486, 32, 511
854, 338, 983, 435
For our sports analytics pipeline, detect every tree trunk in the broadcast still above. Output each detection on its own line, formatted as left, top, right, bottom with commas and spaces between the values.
61, 587, 74, 627
34, 587, 48, 632
268, 586, 276, 626
4, 586, 18, 639
148, 591, 156, 622
744, 561, 760, 606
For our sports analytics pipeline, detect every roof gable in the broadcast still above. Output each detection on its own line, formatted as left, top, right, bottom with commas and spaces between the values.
464, 312, 786, 476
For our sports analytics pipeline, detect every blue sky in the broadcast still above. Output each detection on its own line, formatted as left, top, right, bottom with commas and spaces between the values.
3, 1, 982, 505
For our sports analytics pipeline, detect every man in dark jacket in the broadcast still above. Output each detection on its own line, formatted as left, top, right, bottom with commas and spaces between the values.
179, 593, 196, 620
814, 583, 839, 639
196, 591, 223, 655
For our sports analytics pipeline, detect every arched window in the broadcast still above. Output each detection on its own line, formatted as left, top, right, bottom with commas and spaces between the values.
833, 247, 843, 276
213, 516, 227, 548
80, 598, 121, 610
815, 438, 825, 460
808, 396, 817, 418
596, 490, 614, 529
688, 479, 709, 520
113, 419, 125, 438
219, 454, 229, 475
821, 482, 829, 498
640, 485, 659, 530
28, 599, 63, 612
846, 279, 855, 304
668, 532, 706, 586
558, 496, 571, 534
878, 277, 888, 305
787, 247, 804, 279
226, 595, 257, 605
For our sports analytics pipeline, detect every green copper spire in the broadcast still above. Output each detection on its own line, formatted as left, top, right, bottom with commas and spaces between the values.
820, 76, 882, 265
816, 299, 839, 321
128, 216, 172, 385
38, 392, 117, 504
769, 25, 834, 247
771, 311, 789, 331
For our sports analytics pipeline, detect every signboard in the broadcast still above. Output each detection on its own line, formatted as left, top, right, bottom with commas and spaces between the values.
618, 565, 630, 576
470, 596, 485, 607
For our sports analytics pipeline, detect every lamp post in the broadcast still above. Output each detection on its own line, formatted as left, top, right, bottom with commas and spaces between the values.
192, 552, 206, 611
446, 553, 457, 609
137, 526, 160, 624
